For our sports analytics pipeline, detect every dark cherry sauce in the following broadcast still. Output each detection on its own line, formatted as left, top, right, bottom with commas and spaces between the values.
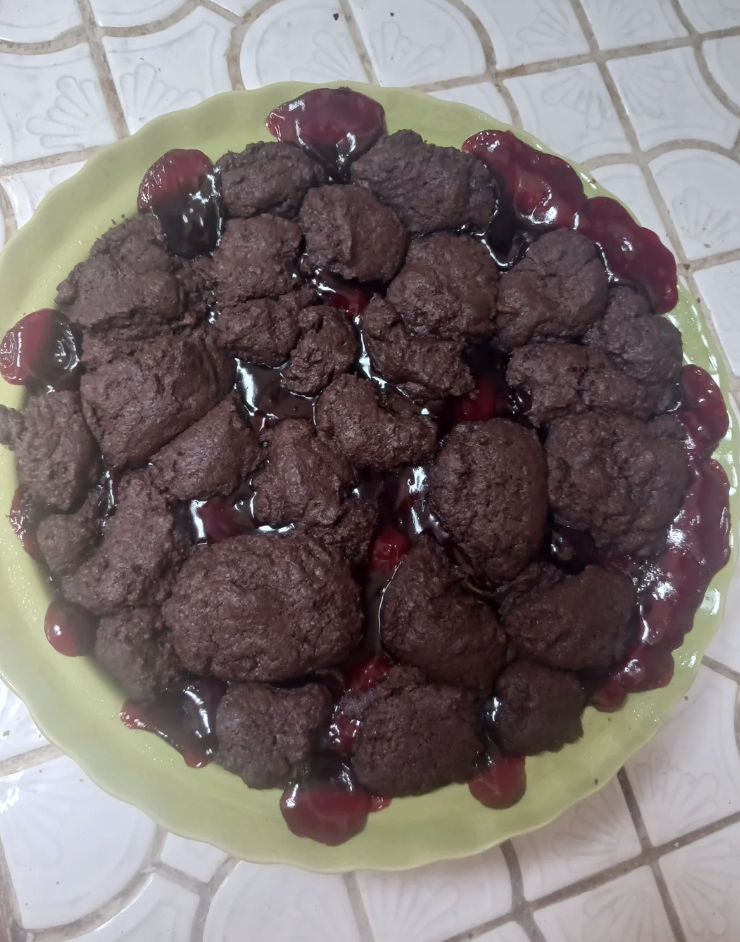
0, 309, 79, 389
121, 676, 226, 768
44, 601, 97, 656
266, 87, 386, 179
137, 148, 223, 257
468, 755, 527, 810
463, 130, 678, 313
281, 775, 372, 846
311, 270, 373, 315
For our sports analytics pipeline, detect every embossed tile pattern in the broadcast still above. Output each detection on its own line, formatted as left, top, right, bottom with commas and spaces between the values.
356, 848, 512, 942
348, 0, 486, 86
660, 821, 740, 942
463, 0, 589, 70
608, 48, 740, 150
578, 0, 688, 50
0, 45, 117, 166
3, 2, 740, 939
0, 756, 157, 930
240, 0, 367, 88
0, 0, 83, 43
505, 64, 631, 163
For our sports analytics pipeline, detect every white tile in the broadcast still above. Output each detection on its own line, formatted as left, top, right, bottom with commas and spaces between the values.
0, 756, 156, 930
608, 48, 740, 151
505, 64, 631, 164
625, 666, 740, 846
477, 924, 531, 942
591, 163, 673, 250
0, 208, 5, 250
204, 861, 361, 942
0, 0, 82, 42
430, 82, 512, 124
578, 0, 687, 50
66, 874, 198, 942
160, 833, 228, 883
512, 779, 641, 900
211, 0, 261, 13
356, 847, 512, 942
463, 0, 588, 70
695, 262, 740, 377
677, 0, 740, 32
0, 45, 116, 166
534, 867, 675, 942
650, 149, 740, 261
704, 36, 740, 112
348, 0, 485, 86
660, 821, 740, 942
103, 7, 233, 134
240, 0, 367, 89
1, 162, 84, 228
88, 0, 185, 28
0, 681, 47, 761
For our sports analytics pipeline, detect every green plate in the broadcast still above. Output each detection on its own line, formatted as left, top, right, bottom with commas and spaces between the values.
0, 82, 736, 872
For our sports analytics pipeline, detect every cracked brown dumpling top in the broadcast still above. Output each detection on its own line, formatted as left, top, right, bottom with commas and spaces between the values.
252, 418, 376, 562
216, 682, 331, 789
496, 229, 609, 350
504, 565, 636, 672
216, 141, 326, 219
149, 396, 261, 502
494, 661, 585, 756
350, 129, 495, 234
430, 419, 548, 582
339, 666, 483, 796
506, 342, 658, 425
203, 215, 303, 305
387, 233, 498, 340
37, 488, 102, 576
0, 392, 98, 512
63, 471, 189, 615
282, 305, 358, 396
316, 374, 437, 471
163, 533, 362, 682
95, 606, 184, 702
362, 296, 474, 400
546, 412, 690, 557
583, 286, 682, 414
80, 331, 234, 469
300, 184, 408, 283
382, 537, 507, 692
56, 215, 197, 366
211, 287, 313, 367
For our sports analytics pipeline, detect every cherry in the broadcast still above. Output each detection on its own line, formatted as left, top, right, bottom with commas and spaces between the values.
610, 642, 675, 693
138, 149, 214, 213
280, 779, 371, 845
469, 756, 527, 809
678, 365, 729, 463
44, 600, 97, 657
312, 271, 372, 315
369, 796, 392, 812
368, 526, 410, 573
453, 376, 502, 423
463, 129, 586, 229
576, 196, 678, 314
0, 309, 79, 389
190, 495, 255, 543
345, 655, 393, 694
267, 87, 386, 177
591, 679, 628, 713
9, 489, 41, 560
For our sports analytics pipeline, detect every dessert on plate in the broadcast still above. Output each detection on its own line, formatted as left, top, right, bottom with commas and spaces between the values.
0, 87, 731, 846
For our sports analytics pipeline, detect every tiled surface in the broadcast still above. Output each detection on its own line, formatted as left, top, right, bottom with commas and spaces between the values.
1, 2, 740, 940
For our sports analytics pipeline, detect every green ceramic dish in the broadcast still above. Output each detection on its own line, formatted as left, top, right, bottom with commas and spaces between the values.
0, 82, 736, 872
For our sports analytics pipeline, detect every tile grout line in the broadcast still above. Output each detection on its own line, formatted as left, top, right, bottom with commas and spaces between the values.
343, 872, 376, 942
336, 0, 378, 85
74, 0, 129, 140
189, 856, 239, 942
